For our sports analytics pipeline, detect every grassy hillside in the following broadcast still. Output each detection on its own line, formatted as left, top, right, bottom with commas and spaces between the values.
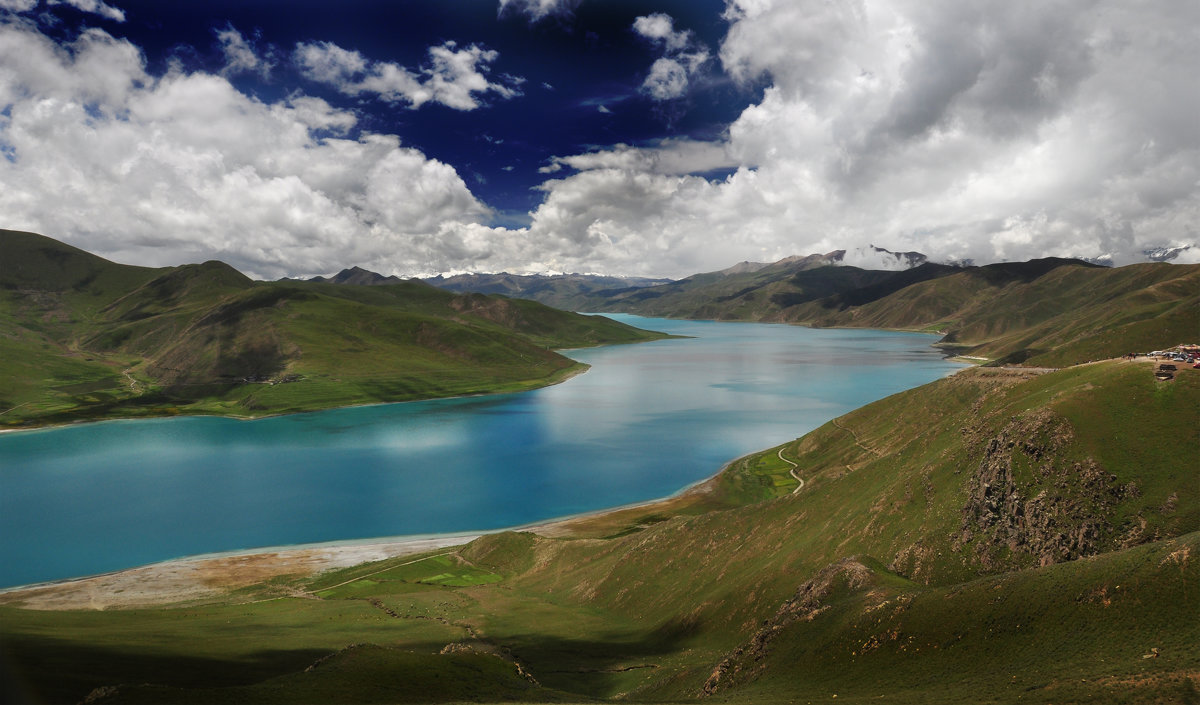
579, 253, 871, 320
791, 260, 1200, 366
0, 230, 668, 428
2, 360, 1195, 704
570, 255, 1198, 367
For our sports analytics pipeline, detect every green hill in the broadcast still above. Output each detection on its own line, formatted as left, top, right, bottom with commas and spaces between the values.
791, 259, 1200, 366
2, 359, 1195, 704
573, 255, 1198, 367
0, 230, 668, 428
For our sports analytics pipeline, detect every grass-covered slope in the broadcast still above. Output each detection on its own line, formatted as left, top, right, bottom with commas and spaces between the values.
582, 253, 880, 320
576, 254, 1198, 367
2, 360, 1195, 704
793, 259, 1200, 366
0, 230, 667, 427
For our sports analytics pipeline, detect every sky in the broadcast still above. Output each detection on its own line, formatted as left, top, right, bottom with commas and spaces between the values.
0, 0, 1197, 279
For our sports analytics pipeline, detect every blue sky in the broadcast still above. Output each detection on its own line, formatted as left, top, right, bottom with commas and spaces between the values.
1, 0, 1197, 278
103, 0, 752, 223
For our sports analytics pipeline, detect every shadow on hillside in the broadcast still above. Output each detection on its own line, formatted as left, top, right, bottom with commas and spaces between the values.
0, 633, 328, 704
1, 621, 699, 703
498, 617, 701, 698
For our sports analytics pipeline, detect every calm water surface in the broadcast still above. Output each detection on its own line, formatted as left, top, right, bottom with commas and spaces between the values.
0, 316, 962, 587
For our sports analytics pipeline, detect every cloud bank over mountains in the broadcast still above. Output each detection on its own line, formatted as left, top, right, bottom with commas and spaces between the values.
0, 0, 1196, 279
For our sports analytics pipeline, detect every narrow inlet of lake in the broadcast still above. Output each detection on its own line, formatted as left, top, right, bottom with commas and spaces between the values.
0, 316, 964, 587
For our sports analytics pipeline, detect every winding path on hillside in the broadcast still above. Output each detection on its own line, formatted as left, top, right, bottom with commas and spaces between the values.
122, 369, 142, 394
831, 418, 882, 457
778, 447, 804, 494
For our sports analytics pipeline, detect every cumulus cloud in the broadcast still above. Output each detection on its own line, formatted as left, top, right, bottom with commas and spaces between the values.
3, 1, 1197, 281
215, 25, 272, 78
0, 20, 496, 278
511, 0, 1200, 276
295, 39, 520, 110
632, 12, 709, 101
632, 13, 689, 51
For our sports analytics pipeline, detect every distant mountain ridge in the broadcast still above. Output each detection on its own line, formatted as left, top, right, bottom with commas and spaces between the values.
420, 248, 1196, 369
581, 254, 1197, 367
423, 271, 671, 311
308, 266, 403, 286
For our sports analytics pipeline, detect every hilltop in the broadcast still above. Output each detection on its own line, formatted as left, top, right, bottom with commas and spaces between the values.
0, 230, 668, 428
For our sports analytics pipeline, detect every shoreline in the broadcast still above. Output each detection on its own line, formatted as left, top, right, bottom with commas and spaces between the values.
0, 321, 954, 607
0, 361, 593, 437
0, 462, 729, 610
0, 319, 949, 435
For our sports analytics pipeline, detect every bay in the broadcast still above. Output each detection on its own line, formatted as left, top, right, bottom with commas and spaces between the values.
0, 316, 962, 588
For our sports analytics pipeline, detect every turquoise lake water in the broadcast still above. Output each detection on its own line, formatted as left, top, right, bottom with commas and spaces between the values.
0, 316, 963, 588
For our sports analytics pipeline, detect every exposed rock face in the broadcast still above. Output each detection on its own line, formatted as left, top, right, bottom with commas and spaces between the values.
954, 409, 1137, 570
701, 558, 875, 696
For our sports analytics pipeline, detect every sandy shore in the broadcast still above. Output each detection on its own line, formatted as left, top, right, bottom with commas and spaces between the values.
0, 535, 480, 611
0, 469, 725, 611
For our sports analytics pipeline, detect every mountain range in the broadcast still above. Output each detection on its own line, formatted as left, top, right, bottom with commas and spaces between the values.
425, 251, 1198, 369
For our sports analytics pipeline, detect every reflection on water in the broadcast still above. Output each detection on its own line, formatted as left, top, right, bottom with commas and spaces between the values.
0, 315, 962, 587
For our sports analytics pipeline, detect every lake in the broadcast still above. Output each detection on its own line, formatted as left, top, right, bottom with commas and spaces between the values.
0, 316, 963, 588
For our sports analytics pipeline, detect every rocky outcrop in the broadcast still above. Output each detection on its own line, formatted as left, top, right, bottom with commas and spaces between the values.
954, 409, 1137, 570
701, 558, 875, 696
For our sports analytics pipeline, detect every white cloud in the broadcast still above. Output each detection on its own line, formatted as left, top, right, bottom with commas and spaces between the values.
215, 25, 271, 79
2, 1, 1196, 281
497, 0, 579, 22
295, 39, 520, 111
545, 140, 735, 176
642, 58, 688, 101
0, 21, 493, 279
50, 0, 124, 22
632, 13, 689, 51
294, 40, 366, 85
507, 0, 1200, 276
2, 0, 126, 21
632, 12, 709, 102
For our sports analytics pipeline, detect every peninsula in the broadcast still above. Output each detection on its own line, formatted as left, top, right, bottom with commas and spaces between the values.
0, 230, 668, 429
